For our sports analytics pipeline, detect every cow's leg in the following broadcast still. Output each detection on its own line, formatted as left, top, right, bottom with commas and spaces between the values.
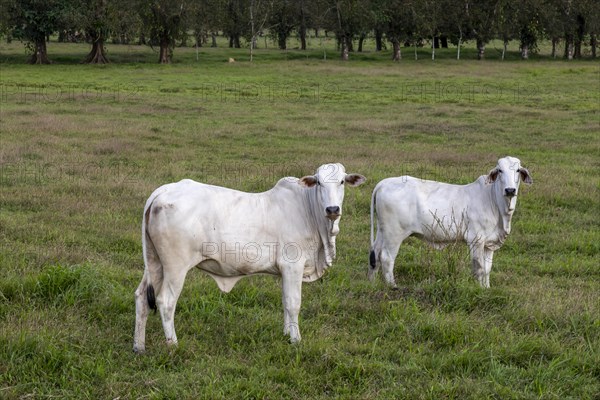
368, 233, 382, 281
469, 243, 487, 287
379, 231, 408, 288
281, 262, 303, 343
380, 243, 401, 288
156, 268, 188, 346
133, 272, 150, 353
483, 248, 494, 288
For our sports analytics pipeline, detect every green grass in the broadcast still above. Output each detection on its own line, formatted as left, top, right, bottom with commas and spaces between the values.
0, 40, 599, 399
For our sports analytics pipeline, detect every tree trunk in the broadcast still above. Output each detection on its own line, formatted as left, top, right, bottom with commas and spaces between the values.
28, 38, 51, 64
521, 43, 529, 59
431, 36, 435, 60
392, 38, 401, 61
83, 34, 109, 64
278, 34, 286, 50
341, 36, 349, 60
564, 34, 574, 60
433, 36, 439, 49
234, 36, 240, 48
158, 35, 171, 64
457, 30, 462, 60
551, 37, 558, 58
476, 38, 485, 60
299, 7, 307, 50
440, 36, 448, 48
300, 28, 307, 50
591, 33, 597, 58
574, 15, 584, 59
375, 29, 383, 51
574, 39, 581, 58
229, 36, 234, 48
211, 33, 217, 47
502, 39, 507, 60
358, 33, 365, 52
348, 38, 354, 52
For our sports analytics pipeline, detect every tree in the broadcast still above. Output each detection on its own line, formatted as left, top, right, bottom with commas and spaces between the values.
581, 0, 600, 57
71, 0, 126, 64
495, 0, 519, 59
377, 0, 414, 61
517, 0, 544, 59
571, 0, 600, 58
326, 0, 370, 60
248, 0, 273, 60
139, 0, 189, 63
412, 0, 442, 60
269, 0, 295, 49
189, 0, 224, 48
223, 0, 248, 48
2, 0, 70, 64
297, 0, 309, 50
467, 0, 499, 59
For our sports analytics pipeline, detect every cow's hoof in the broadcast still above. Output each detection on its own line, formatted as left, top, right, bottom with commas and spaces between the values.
289, 336, 301, 345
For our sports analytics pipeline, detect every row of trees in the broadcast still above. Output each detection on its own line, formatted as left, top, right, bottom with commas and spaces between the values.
1, 0, 598, 64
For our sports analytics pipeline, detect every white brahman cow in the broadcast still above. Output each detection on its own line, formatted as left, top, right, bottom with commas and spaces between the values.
134, 163, 365, 353
369, 156, 532, 288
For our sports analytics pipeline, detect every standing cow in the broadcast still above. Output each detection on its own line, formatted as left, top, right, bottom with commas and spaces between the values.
134, 163, 365, 353
369, 156, 532, 288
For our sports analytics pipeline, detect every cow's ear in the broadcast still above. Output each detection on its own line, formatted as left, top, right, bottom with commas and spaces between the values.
345, 174, 366, 187
486, 168, 500, 184
518, 168, 533, 184
299, 175, 318, 187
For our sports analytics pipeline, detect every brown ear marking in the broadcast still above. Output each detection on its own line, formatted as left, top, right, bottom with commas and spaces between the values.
486, 168, 500, 184
344, 174, 366, 187
519, 168, 533, 184
299, 175, 318, 187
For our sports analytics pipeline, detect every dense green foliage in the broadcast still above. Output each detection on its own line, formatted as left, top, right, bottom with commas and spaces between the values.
0, 0, 598, 62
0, 41, 598, 398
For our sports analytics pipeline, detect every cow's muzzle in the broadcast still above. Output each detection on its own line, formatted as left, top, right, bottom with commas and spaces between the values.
504, 188, 516, 197
325, 206, 341, 220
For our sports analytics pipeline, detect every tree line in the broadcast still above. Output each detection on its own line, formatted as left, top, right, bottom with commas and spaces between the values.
1, 0, 598, 64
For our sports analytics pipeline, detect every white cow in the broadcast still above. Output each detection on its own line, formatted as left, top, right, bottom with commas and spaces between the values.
369, 156, 532, 288
134, 163, 365, 353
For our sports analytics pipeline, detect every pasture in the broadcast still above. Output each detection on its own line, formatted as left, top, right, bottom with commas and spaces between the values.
0, 40, 599, 399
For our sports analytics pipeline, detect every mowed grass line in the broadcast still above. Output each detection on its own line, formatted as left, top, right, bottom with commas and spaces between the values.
0, 42, 599, 399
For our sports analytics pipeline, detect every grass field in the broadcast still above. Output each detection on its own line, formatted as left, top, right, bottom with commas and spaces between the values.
0, 39, 599, 399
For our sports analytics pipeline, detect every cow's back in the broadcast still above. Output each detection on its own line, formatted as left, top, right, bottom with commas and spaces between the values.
375, 176, 480, 240
146, 178, 319, 276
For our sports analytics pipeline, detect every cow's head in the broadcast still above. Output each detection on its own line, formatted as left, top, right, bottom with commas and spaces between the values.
299, 163, 366, 221
486, 156, 532, 212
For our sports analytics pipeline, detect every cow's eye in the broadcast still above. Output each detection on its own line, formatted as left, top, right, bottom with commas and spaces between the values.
316, 180, 320, 186
340, 180, 344, 185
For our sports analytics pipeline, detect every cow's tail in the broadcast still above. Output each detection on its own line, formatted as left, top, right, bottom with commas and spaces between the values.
141, 192, 165, 313
369, 184, 378, 270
